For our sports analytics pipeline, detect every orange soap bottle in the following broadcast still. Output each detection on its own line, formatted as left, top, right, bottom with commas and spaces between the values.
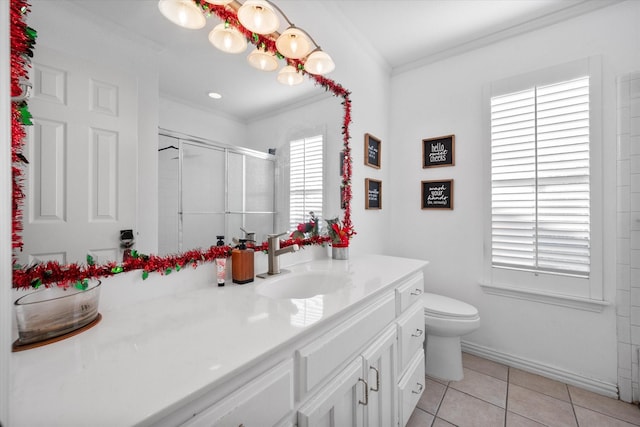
232, 239, 254, 284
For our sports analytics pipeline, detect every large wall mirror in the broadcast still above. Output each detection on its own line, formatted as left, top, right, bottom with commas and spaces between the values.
11, 0, 353, 288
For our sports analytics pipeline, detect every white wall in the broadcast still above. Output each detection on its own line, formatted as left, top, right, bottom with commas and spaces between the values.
159, 97, 247, 147
389, 1, 640, 390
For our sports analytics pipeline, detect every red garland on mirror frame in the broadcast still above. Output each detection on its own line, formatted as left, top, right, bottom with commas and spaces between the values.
11, 0, 354, 289
10, 0, 35, 257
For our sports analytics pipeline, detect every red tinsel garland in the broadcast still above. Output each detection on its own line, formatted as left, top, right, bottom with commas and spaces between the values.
11, 1, 354, 289
10, 0, 30, 256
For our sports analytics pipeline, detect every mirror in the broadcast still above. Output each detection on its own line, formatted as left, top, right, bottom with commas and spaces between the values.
157, 130, 278, 255
11, 0, 353, 288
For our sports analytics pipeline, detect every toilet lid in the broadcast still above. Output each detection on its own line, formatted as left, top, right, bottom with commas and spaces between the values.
423, 293, 479, 319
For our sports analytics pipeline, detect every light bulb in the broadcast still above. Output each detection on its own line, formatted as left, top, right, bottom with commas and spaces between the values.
208, 23, 247, 54
277, 65, 303, 86
158, 0, 206, 30
304, 50, 335, 75
247, 48, 278, 71
237, 0, 279, 35
276, 27, 312, 60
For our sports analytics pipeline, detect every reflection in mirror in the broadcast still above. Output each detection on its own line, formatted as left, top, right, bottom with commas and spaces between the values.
158, 130, 276, 255
11, 0, 353, 288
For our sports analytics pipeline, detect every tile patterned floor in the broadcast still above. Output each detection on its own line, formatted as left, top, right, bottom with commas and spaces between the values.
408, 353, 640, 427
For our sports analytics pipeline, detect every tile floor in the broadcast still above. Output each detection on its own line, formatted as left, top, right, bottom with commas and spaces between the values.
408, 352, 640, 427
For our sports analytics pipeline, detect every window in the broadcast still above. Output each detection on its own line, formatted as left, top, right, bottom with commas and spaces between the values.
490, 76, 590, 278
289, 135, 323, 230
483, 58, 604, 308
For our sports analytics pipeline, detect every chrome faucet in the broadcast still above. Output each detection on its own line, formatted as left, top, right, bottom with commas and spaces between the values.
267, 232, 299, 275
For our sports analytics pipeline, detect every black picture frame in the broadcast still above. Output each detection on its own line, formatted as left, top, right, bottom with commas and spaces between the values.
423, 134, 455, 168
364, 133, 381, 169
365, 178, 382, 210
421, 179, 453, 210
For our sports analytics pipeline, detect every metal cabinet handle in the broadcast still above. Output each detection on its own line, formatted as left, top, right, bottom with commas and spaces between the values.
410, 288, 423, 296
412, 328, 424, 337
358, 378, 369, 405
411, 382, 424, 394
369, 366, 380, 392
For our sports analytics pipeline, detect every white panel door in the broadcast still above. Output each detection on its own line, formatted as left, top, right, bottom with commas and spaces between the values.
20, 46, 137, 265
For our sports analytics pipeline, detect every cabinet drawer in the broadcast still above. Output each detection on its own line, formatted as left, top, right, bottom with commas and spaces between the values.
297, 293, 396, 398
396, 302, 425, 372
398, 350, 425, 427
395, 273, 424, 315
181, 360, 293, 427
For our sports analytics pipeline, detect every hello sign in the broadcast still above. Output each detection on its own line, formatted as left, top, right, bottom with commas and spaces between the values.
423, 135, 455, 168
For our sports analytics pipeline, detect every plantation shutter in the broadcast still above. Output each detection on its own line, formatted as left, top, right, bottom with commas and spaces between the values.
490, 76, 590, 277
289, 135, 323, 230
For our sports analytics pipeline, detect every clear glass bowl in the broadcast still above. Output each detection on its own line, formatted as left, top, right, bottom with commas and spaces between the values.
14, 280, 101, 345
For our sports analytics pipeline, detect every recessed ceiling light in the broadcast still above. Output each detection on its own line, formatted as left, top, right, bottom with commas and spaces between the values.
208, 92, 222, 99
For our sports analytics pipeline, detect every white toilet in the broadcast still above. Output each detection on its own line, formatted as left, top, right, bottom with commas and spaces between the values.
423, 293, 480, 381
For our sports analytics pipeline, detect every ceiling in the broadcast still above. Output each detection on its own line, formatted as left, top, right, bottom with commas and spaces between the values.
60, 0, 615, 122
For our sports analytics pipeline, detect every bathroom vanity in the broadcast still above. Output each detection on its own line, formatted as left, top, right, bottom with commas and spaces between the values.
10, 254, 427, 426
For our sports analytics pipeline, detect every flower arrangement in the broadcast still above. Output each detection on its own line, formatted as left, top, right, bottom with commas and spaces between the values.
325, 217, 353, 248
290, 211, 319, 240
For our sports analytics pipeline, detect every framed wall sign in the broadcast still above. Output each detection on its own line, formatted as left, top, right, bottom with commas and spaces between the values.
422, 179, 453, 210
365, 178, 382, 209
423, 134, 455, 168
364, 133, 381, 169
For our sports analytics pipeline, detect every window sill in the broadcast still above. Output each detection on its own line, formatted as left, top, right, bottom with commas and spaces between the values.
479, 283, 609, 312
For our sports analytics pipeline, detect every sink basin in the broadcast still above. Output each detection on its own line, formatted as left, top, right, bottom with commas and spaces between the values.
255, 271, 351, 299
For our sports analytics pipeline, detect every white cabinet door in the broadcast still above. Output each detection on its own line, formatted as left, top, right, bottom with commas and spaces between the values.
361, 325, 397, 427
298, 358, 366, 427
297, 293, 395, 399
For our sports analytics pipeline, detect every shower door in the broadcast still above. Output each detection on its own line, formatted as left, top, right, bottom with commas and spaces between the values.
158, 132, 276, 255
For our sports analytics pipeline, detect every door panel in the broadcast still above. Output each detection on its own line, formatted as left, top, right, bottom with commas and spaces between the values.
22, 46, 137, 265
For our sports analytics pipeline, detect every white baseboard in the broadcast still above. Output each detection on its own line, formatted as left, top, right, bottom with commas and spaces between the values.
461, 341, 619, 399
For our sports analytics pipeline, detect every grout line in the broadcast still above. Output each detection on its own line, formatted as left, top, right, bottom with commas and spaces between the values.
567, 382, 580, 427
505, 366, 510, 427
430, 377, 450, 427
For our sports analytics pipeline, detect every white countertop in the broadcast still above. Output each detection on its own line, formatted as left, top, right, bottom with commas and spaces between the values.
10, 254, 427, 426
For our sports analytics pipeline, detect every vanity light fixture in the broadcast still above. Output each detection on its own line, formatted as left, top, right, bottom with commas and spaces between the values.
208, 22, 248, 53
247, 47, 279, 71
261, 1, 335, 75
208, 91, 222, 99
303, 49, 335, 75
236, 0, 280, 35
275, 26, 312, 60
158, 0, 206, 29
277, 65, 303, 86
158, 0, 336, 86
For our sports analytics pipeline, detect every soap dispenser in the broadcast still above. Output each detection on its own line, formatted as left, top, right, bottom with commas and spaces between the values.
232, 239, 254, 284
215, 236, 227, 287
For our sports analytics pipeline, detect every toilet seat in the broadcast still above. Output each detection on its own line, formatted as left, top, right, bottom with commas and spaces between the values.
423, 293, 479, 320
